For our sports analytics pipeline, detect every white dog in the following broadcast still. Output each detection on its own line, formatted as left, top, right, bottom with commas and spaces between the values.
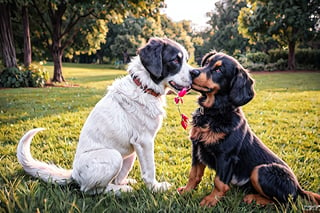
17, 38, 193, 194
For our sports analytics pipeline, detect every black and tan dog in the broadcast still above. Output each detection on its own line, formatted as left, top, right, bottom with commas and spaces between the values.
178, 52, 320, 207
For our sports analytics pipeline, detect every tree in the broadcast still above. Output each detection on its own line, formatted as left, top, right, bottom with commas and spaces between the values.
238, 0, 320, 70
0, 2, 17, 68
29, 0, 164, 82
22, 4, 32, 67
8, 0, 42, 66
206, 0, 249, 55
92, 15, 164, 64
99, 14, 196, 64
108, 17, 152, 62
160, 16, 195, 62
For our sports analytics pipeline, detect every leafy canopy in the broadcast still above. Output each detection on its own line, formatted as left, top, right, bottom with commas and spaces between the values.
238, 0, 319, 47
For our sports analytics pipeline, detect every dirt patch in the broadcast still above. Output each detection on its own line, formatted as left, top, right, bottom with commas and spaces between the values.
45, 82, 80, 88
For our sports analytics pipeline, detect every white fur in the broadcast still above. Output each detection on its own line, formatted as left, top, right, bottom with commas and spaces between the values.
17, 51, 193, 194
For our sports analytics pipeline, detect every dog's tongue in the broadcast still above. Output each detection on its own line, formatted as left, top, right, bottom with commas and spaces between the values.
178, 88, 187, 97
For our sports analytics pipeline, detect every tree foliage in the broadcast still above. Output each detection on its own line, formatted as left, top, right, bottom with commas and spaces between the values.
205, 0, 249, 55
2, 0, 319, 79
160, 16, 195, 62
238, 0, 320, 69
96, 15, 196, 64
26, 0, 164, 82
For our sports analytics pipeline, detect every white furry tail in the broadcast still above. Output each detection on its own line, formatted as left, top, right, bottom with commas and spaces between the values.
17, 128, 73, 185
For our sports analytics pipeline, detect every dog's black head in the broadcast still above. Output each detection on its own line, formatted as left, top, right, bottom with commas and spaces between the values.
137, 38, 192, 91
191, 52, 255, 109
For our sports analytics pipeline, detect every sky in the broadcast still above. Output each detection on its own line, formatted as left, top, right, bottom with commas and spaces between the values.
163, 0, 219, 29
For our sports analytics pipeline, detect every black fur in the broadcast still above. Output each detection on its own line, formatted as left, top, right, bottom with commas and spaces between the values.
138, 38, 184, 84
189, 52, 319, 204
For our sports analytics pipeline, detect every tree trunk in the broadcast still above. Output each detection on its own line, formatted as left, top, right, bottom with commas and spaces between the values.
22, 6, 32, 67
0, 3, 17, 68
50, 2, 66, 83
51, 47, 65, 83
288, 41, 296, 70
96, 49, 103, 64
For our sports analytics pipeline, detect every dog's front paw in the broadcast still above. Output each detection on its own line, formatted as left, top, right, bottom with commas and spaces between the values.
105, 184, 133, 196
115, 178, 137, 185
177, 186, 188, 194
200, 194, 219, 207
149, 181, 171, 192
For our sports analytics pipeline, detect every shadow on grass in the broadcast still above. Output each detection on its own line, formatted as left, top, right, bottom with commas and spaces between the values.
0, 70, 127, 126
66, 73, 126, 84
0, 86, 104, 126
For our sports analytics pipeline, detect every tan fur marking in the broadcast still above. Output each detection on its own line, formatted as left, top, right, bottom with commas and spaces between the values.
200, 176, 230, 207
192, 72, 220, 108
213, 60, 222, 69
190, 125, 226, 144
202, 91, 215, 108
203, 132, 226, 145
189, 126, 202, 141
243, 194, 273, 205
192, 73, 220, 92
250, 165, 270, 199
302, 190, 320, 205
178, 163, 206, 194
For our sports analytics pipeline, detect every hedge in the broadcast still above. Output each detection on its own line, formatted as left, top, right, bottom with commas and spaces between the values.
243, 48, 320, 71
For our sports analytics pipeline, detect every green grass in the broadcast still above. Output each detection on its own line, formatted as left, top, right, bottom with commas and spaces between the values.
0, 64, 319, 212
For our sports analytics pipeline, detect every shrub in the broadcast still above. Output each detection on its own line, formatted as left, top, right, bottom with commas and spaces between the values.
295, 49, 320, 69
269, 48, 320, 69
0, 67, 27, 88
246, 52, 270, 64
243, 62, 265, 71
265, 59, 287, 71
268, 49, 287, 63
22, 62, 50, 87
0, 62, 49, 88
245, 49, 320, 71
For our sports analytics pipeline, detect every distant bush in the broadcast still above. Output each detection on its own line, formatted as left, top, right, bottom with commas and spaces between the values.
0, 62, 49, 88
269, 48, 320, 69
243, 49, 320, 71
295, 49, 320, 69
0, 67, 26, 88
246, 52, 270, 64
265, 59, 287, 71
242, 61, 265, 71
243, 52, 277, 71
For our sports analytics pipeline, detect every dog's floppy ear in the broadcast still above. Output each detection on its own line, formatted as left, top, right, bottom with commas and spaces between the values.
138, 38, 164, 81
201, 51, 217, 67
229, 67, 255, 106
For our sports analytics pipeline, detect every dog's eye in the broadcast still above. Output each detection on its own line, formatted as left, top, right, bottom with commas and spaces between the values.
171, 57, 180, 64
210, 68, 221, 73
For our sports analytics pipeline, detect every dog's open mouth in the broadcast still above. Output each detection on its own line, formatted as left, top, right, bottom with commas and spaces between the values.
169, 81, 191, 92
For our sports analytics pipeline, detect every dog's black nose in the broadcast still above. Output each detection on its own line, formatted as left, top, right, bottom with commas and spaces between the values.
190, 69, 200, 79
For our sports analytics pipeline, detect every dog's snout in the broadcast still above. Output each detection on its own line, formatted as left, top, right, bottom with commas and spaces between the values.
190, 69, 200, 79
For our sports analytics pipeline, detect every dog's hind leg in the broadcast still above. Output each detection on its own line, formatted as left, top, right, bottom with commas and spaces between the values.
72, 148, 133, 194
243, 194, 273, 205
247, 163, 300, 204
113, 153, 137, 185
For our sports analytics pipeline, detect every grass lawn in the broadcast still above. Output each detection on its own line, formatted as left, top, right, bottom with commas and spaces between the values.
0, 63, 319, 213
